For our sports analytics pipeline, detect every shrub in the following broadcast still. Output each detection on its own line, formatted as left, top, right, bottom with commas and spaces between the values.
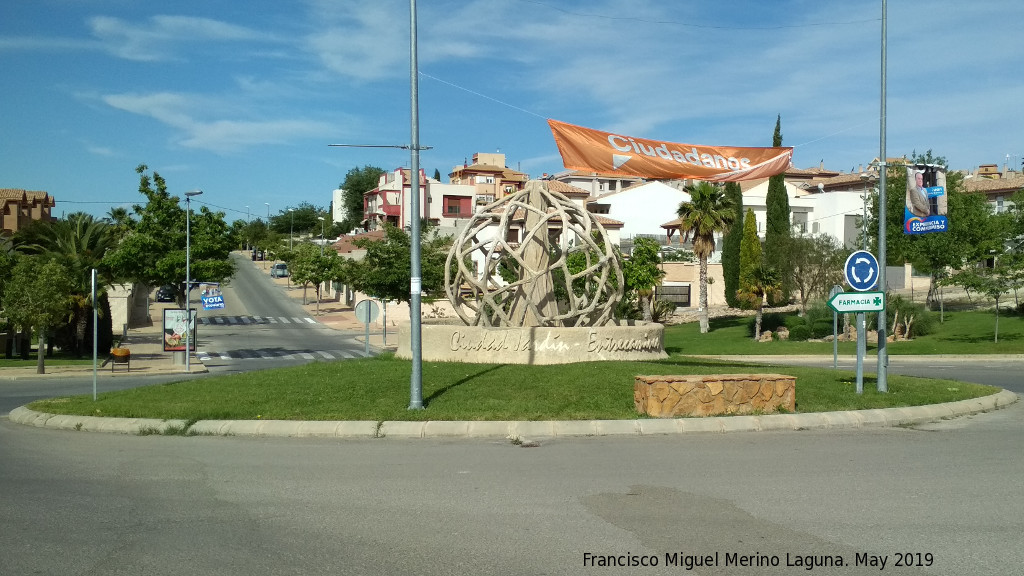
788, 325, 812, 341
651, 299, 677, 323
748, 312, 787, 337
811, 319, 835, 339
886, 293, 935, 338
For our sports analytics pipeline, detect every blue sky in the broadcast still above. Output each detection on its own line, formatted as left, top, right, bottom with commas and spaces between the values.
2, 0, 1022, 223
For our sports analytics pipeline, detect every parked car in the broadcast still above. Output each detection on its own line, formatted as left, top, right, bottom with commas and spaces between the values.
270, 263, 289, 278
156, 285, 175, 302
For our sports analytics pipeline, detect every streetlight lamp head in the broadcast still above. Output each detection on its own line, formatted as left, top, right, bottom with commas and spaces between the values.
185, 190, 204, 197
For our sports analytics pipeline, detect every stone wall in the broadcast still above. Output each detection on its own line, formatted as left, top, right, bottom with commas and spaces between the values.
635, 374, 795, 418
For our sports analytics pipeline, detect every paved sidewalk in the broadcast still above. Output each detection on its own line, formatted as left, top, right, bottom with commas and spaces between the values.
0, 301, 208, 380
267, 268, 398, 350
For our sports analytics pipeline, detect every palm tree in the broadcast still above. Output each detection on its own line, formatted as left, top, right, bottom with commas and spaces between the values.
676, 182, 736, 333
15, 213, 117, 356
739, 264, 782, 340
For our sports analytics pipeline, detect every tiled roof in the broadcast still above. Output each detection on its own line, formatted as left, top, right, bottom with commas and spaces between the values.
331, 229, 387, 254
484, 206, 624, 228
0, 189, 29, 200
0, 188, 54, 205
543, 180, 591, 196
965, 174, 1024, 194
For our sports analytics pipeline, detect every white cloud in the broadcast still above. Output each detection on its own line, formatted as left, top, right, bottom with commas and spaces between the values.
88, 14, 276, 61
101, 91, 330, 153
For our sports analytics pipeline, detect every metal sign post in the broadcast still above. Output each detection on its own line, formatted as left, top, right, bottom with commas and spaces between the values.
354, 299, 380, 356
841, 250, 881, 395
828, 292, 885, 394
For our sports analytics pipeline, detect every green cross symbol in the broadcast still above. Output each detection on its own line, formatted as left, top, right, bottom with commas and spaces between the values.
873, 296, 882, 305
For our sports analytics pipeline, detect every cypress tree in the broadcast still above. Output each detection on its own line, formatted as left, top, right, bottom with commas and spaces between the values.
720, 181, 744, 308
764, 115, 792, 305
738, 208, 761, 310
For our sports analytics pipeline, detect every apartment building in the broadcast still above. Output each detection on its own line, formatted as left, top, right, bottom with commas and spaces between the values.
1, 188, 56, 235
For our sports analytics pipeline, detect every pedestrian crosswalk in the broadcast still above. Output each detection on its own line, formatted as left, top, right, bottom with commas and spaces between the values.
197, 315, 318, 326
197, 348, 371, 361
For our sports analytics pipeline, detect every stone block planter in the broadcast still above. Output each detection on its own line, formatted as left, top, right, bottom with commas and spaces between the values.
635, 374, 795, 418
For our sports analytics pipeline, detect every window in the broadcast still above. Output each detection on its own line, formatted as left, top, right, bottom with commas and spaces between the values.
443, 196, 470, 216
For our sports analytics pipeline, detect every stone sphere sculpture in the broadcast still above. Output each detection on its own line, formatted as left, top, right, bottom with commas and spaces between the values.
445, 180, 624, 328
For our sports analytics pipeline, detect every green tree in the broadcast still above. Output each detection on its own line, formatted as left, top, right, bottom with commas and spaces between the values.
2, 256, 74, 373
738, 264, 781, 341
764, 115, 791, 306
737, 209, 761, 310
14, 213, 119, 356
0, 236, 16, 309
623, 237, 665, 322
949, 263, 1015, 342
242, 219, 269, 253
344, 223, 452, 304
288, 242, 344, 314
878, 167, 1004, 316
105, 206, 133, 242
720, 181, 744, 308
103, 164, 235, 304
789, 233, 845, 315
677, 182, 736, 333
339, 165, 385, 232
270, 202, 326, 238
433, 168, 442, 181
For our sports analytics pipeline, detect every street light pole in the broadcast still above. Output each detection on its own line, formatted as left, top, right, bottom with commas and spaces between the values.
265, 202, 270, 221
876, 0, 889, 393
408, 0, 424, 409
289, 208, 295, 251
317, 216, 325, 255
184, 190, 203, 373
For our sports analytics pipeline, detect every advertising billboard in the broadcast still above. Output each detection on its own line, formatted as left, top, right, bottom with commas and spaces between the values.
162, 308, 197, 352
904, 164, 948, 235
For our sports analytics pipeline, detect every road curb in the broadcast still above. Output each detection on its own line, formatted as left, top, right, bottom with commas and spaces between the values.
6, 390, 1017, 439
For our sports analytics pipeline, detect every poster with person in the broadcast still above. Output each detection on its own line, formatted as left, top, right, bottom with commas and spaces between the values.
162, 308, 197, 352
904, 164, 948, 235
200, 282, 225, 310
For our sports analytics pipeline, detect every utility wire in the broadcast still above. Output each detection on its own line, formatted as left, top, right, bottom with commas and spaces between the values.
517, 0, 880, 30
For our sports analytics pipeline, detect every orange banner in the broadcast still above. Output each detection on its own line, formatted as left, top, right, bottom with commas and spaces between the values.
548, 119, 793, 182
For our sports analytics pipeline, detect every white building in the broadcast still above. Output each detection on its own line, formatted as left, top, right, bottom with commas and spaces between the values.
331, 188, 346, 226
587, 180, 691, 242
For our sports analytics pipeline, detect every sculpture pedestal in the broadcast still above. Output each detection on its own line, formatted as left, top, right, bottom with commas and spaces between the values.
397, 320, 667, 365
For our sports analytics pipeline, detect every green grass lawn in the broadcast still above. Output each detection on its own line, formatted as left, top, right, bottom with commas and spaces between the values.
664, 309, 1024, 355
28, 353, 997, 422
21, 309, 1016, 422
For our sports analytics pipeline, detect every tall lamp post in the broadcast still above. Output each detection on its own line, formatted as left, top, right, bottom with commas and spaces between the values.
317, 216, 325, 255
184, 190, 203, 373
265, 203, 270, 221
289, 208, 296, 250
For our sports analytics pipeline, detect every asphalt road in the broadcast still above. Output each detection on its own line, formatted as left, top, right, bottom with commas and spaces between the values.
2, 399, 1022, 576
191, 253, 371, 374
2, 278, 1022, 574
